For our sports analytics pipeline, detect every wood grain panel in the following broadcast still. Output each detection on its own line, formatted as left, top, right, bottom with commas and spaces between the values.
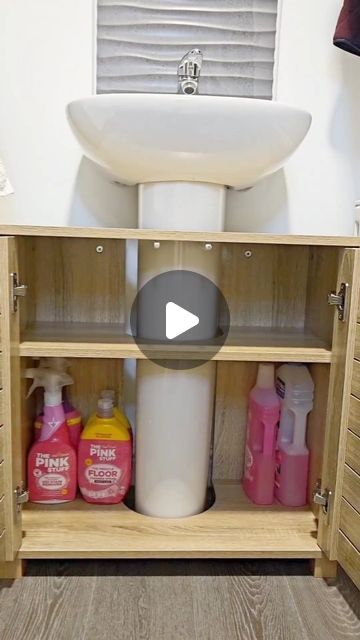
220, 244, 309, 328
286, 564, 360, 637
317, 248, 360, 559
2, 225, 360, 245
0, 424, 3, 463
0, 560, 359, 640
19, 322, 332, 362
345, 430, 360, 476
342, 465, 360, 514
338, 532, 360, 591
0, 528, 5, 562
351, 359, 360, 399
0, 496, 4, 533
213, 362, 258, 480
0, 237, 23, 562
340, 499, 360, 552
0, 557, 25, 579
19, 237, 125, 327
20, 482, 321, 559
306, 364, 330, 509
0, 460, 4, 499
354, 323, 360, 358
348, 394, 360, 437
305, 246, 340, 345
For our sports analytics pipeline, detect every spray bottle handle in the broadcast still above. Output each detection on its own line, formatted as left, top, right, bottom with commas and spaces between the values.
24, 368, 40, 399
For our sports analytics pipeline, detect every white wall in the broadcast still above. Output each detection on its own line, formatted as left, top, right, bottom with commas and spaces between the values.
0, 0, 360, 235
0, 0, 137, 228
227, 0, 360, 234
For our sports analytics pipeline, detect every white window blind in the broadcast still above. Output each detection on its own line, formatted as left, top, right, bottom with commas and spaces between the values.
97, 1, 278, 98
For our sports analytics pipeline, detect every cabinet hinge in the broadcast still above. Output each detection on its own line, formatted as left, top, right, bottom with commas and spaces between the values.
11, 272, 27, 312
15, 484, 29, 512
327, 282, 349, 321
313, 481, 332, 524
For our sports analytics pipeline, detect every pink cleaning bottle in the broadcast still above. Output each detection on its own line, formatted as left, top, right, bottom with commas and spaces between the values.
275, 364, 314, 506
243, 364, 280, 505
26, 368, 77, 503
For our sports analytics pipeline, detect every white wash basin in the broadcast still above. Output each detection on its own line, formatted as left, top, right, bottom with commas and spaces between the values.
67, 93, 311, 189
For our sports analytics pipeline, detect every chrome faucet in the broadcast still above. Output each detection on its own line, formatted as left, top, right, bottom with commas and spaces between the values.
177, 49, 203, 95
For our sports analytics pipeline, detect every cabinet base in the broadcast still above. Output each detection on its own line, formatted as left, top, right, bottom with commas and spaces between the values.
0, 559, 26, 580
311, 557, 338, 579
19, 482, 322, 560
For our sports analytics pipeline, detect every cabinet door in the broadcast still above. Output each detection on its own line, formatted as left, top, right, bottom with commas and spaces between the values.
317, 248, 360, 589
0, 237, 23, 562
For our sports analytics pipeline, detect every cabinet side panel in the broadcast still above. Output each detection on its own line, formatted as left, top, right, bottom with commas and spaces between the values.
0, 237, 23, 560
318, 248, 360, 560
307, 363, 330, 510
305, 246, 340, 345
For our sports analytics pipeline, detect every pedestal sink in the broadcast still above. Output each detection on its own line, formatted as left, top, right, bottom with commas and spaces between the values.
67, 93, 311, 518
67, 93, 311, 190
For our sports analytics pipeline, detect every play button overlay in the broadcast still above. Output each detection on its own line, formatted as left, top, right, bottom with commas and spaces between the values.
130, 270, 230, 369
166, 302, 199, 340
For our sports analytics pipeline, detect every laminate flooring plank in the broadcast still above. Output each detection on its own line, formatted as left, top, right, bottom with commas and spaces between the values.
219, 561, 307, 640
0, 560, 359, 640
144, 573, 197, 640
191, 573, 239, 640
286, 573, 360, 640
0, 561, 96, 640
335, 569, 360, 620
83, 574, 149, 640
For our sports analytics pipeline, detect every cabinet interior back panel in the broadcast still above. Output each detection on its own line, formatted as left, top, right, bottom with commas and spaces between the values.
97, 0, 278, 98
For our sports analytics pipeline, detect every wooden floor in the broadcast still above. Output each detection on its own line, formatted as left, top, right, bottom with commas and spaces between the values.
0, 560, 359, 639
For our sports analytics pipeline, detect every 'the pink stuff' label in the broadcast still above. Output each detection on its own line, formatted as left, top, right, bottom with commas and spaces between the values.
28, 445, 77, 503
78, 439, 132, 504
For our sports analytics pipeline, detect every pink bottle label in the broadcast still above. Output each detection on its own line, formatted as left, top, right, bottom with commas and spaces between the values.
275, 447, 309, 506
78, 439, 132, 504
243, 398, 279, 505
28, 442, 77, 503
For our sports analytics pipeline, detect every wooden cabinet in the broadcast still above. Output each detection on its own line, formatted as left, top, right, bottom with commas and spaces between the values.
0, 225, 359, 588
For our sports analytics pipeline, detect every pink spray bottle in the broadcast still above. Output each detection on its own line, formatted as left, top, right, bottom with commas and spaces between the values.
243, 364, 280, 505
33, 358, 83, 448
26, 367, 77, 504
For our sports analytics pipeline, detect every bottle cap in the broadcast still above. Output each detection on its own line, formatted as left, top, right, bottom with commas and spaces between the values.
256, 363, 275, 389
97, 397, 114, 418
101, 389, 116, 404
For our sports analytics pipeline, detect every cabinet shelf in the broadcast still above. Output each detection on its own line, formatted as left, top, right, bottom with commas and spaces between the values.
3, 223, 360, 246
19, 322, 332, 362
20, 482, 321, 560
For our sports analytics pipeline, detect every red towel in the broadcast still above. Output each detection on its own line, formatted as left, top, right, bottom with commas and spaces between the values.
334, 0, 360, 56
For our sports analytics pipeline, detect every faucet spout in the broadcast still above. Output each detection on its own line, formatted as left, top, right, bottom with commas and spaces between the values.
177, 49, 203, 95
